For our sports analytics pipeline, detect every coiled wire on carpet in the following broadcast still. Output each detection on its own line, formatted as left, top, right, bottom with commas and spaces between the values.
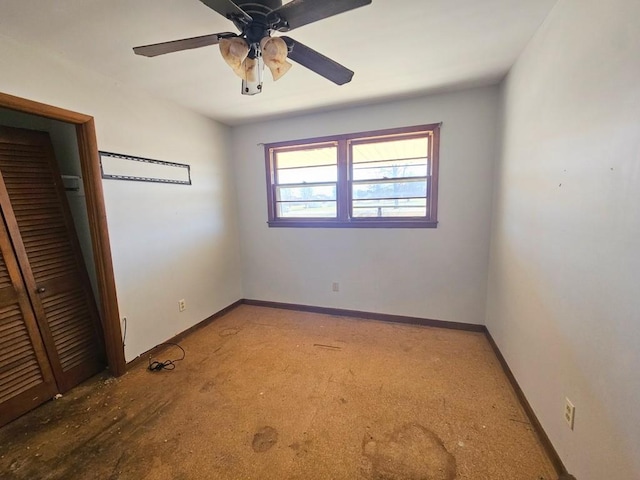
148, 342, 185, 371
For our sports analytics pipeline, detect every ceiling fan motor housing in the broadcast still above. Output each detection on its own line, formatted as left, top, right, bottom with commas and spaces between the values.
231, 1, 283, 53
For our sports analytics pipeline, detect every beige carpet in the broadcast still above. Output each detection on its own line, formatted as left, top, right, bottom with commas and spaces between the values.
0, 305, 557, 479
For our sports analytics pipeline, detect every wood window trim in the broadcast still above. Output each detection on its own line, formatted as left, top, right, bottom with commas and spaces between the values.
0, 91, 126, 377
264, 123, 441, 229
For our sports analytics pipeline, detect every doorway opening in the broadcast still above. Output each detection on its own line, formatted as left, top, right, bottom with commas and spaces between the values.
0, 92, 126, 378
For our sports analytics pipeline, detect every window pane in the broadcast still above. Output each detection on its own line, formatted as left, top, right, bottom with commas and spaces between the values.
351, 136, 429, 219
352, 137, 429, 163
277, 201, 337, 218
278, 165, 337, 184
352, 198, 427, 218
276, 185, 336, 202
352, 180, 427, 200
352, 160, 427, 181
276, 146, 337, 169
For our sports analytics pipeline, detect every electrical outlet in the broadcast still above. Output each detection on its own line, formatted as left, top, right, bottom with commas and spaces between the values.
564, 398, 575, 430
178, 299, 186, 312
332, 282, 339, 292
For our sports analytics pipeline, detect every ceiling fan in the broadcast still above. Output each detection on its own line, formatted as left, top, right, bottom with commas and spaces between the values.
133, 0, 372, 95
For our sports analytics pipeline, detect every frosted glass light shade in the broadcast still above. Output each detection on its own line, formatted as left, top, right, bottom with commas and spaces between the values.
261, 37, 292, 81
219, 37, 249, 79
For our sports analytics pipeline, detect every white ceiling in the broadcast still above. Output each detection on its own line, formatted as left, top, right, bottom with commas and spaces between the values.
0, 0, 557, 125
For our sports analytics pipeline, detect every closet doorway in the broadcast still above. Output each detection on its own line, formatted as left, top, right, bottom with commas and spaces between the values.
0, 125, 107, 425
0, 92, 125, 426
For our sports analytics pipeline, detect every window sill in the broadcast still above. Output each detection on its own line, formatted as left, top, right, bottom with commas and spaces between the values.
267, 219, 438, 229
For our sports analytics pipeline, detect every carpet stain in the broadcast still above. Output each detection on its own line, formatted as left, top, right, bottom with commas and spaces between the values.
288, 439, 312, 457
219, 328, 240, 337
199, 381, 215, 393
252, 426, 278, 453
362, 423, 456, 480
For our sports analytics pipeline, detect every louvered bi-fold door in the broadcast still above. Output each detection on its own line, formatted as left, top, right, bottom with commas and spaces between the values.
0, 125, 105, 411
0, 214, 58, 427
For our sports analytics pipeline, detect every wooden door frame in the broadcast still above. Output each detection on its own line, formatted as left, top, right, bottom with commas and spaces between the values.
0, 92, 126, 377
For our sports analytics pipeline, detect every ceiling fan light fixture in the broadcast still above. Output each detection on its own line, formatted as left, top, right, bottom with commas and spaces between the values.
261, 36, 292, 81
219, 37, 249, 79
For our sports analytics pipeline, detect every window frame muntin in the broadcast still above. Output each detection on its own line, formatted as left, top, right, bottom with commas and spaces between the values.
264, 123, 440, 228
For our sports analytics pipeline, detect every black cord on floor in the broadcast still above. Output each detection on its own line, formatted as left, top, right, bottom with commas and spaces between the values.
148, 342, 185, 372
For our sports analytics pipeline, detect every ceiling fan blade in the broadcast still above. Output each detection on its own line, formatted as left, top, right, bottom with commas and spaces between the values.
133, 33, 236, 57
269, 0, 371, 31
199, 0, 252, 22
281, 36, 354, 85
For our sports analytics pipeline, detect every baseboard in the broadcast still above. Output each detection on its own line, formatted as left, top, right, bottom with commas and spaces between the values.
242, 299, 486, 332
126, 299, 243, 370
127, 298, 482, 370
485, 329, 568, 478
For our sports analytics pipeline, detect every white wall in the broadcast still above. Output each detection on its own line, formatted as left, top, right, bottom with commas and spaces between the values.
232, 87, 499, 324
486, 0, 640, 478
0, 34, 243, 362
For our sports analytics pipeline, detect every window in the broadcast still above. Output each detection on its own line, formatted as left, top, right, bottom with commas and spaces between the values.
264, 123, 440, 228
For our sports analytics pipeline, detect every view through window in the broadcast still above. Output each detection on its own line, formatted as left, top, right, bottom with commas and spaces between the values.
265, 123, 440, 228
274, 143, 338, 219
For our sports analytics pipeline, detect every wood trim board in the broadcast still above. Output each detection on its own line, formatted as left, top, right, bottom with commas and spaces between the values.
242, 298, 486, 332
